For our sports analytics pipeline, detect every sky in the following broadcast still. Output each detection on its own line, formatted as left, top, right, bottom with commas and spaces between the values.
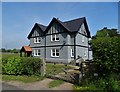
2, 2, 118, 49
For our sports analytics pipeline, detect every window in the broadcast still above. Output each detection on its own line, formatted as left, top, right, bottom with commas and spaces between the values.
84, 50, 87, 57
34, 49, 40, 56
51, 49, 59, 57
34, 37, 41, 43
82, 36, 84, 43
71, 49, 74, 57
51, 34, 59, 41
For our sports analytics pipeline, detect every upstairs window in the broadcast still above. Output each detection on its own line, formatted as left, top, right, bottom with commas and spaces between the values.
51, 34, 59, 42
82, 36, 84, 43
34, 49, 40, 56
51, 49, 59, 57
71, 49, 74, 57
34, 37, 41, 43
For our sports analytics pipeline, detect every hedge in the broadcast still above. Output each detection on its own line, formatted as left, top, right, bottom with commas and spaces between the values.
2, 57, 42, 75
91, 37, 120, 76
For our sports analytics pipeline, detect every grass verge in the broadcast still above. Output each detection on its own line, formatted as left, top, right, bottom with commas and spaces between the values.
2, 75, 44, 83
48, 79, 64, 88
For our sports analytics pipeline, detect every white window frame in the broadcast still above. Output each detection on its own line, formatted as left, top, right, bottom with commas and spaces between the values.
51, 34, 59, 42
34, 49, 40, 56
34, 37, 41, 43
82, 36, 84, 43
84, 50, 87, 57
51, 49, 59, 57
71, 49, 74, 57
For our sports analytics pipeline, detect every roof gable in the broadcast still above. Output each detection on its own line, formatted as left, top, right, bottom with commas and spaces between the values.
27, 23, 47, 39
27, 17, 91, 39
45, 18, 70, 33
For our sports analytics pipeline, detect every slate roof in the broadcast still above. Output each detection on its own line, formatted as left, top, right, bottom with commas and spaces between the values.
28, 17, 91, 39
63, 17, 85, 32
37, 23, 47, 31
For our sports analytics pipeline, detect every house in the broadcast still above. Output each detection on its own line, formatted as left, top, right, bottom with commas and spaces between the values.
27, 17, 92, 63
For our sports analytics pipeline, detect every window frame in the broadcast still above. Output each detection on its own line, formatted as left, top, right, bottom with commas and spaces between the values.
34, 37, 41, 43
71, 49, 74, 57
51, 49, 60, 57
34, 49, 41, 56
51, 34, 59, 42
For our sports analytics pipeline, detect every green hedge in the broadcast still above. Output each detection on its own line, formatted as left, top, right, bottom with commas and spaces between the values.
2, 57, 42, 75
91, 37, 120, 76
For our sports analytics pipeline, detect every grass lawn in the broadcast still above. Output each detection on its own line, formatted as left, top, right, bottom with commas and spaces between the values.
2, 75, 44, 83
48, 79, 64, 88
46, 63, 74, 75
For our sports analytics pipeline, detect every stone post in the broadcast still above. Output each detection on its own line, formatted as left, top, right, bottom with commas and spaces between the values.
40, 59, 46, 76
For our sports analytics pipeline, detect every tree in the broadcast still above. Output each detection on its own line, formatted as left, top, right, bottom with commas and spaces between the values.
91, 27, 120, 76
92, 27, 119, 39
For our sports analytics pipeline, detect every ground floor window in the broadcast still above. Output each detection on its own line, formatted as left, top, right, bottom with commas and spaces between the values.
34, 49, 40, 56
71, 49, 74, 57
84, 50, 87, 57
51, 49, 59, 57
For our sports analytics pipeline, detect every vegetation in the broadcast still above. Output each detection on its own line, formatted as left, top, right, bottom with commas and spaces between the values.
2, 75, 44, 83
74, 74, 120, 91
91, 28, 120, 76
1, 48, 20, 53
2, 57, 42, 75
74, 27, 120, 91
46, 63, 74, 76
48, 79, 64, 88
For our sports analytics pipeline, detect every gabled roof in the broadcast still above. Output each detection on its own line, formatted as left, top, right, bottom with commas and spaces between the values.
63, 17, 85, 32
37, 23, 47, 31
28, 17, 91, 39
27, 23, 47, 39
45, 17, 91, 38
21, 46, 32, 52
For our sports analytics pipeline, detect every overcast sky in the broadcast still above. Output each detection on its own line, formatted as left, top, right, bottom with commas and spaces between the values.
2, 2, 118, 49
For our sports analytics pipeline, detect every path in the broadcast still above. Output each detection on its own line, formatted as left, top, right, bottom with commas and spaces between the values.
2, 78, 73, 90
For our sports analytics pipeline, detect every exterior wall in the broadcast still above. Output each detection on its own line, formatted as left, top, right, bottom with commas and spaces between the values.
45, 46, 72, 63
31, 47, 45, 59
30, 27, 45, 47
76, 46, 89, 60
89, 51, 93, 60
29, 22, 92, 63
45, 22, 73, 63
75, 23, 89, 60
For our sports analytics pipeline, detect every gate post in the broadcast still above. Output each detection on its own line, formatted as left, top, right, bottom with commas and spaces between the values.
40, 59, 46, 76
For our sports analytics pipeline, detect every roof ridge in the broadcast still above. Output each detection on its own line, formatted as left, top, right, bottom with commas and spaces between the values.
64, 17, 85, 23
36, 23, 47, 27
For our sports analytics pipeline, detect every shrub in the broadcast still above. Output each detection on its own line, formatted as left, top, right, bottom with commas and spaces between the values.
91, 37, 120, 76
74, 74, 120, 91
2, 57, 42, 75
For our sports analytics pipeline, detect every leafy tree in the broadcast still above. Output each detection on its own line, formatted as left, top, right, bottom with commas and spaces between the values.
91, 27, 120, 76
92, 27, 119, 39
